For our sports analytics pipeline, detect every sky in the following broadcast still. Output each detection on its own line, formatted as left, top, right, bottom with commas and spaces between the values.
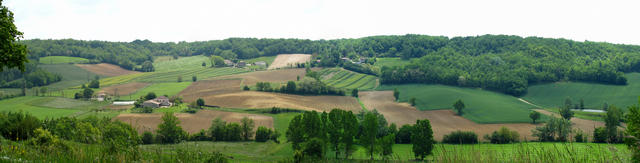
5, 0, 640, 45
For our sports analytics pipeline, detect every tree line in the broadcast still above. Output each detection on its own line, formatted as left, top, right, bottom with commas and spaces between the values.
0, 63, 62, 89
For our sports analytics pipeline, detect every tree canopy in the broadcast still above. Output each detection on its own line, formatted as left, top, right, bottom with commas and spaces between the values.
0, 1, 28, 72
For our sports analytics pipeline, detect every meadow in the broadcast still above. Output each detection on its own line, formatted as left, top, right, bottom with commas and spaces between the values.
373, 57, 412, 68
98, 67, 249, 86
0, 96, 109, 119
523, 73, 640, 110
39, 64, 105, 89
39, 56, 89, 64
118, 82, 192, 100
319, 68, 378, 90
244, 55, 277, 65
153, 55, 210, 72
377, 84, 538, 123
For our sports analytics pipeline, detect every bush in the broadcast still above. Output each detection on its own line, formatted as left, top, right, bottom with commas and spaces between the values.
29, 128, 71, 153
156, 112, 186, 144
142, 131, 154, 144
574, 129, 587, 143
189, 129, 211, 141
0, 111, 42, 140
593, 127, 608, 143
255, 126, 272, 142
485, 127, 519, 144
243, 85, 250, 91
144, 92, 157, 100
303, 138, 325, 158
409, 97, 416, 106
76, 122, 102, 144
192, 75, 197, 82
442, 131, 478, 144
88, 79, 100, 88
396, 124, 413, 144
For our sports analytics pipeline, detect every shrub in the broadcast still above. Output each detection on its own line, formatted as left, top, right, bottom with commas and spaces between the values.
142, 131, 154, 144
255, 126, 272, 142
29, 128, 71, 153
192, 75, 197, 82
103, 121, 141, 155
156, 112, 186, 144
0, 111, 41, 140
303, 138, 325, 158
189, 129, 211, 141
410, 97, 416, 106
485, 127, 519, 144
177, 76, 183, 82
396, 124, 413, 144
574, 129, 587, 143
442, 131, 478, 144
76, 122, 102, 144
593, 127, 608, 143
88, 79, 100, 88
144, 92, 157, 100
243, 85, 250, 91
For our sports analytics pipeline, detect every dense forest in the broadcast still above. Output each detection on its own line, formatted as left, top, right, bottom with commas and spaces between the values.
22, 35, 640, 95
0, 63, 61, 88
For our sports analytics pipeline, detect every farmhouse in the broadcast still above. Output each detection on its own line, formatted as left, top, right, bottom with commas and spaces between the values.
142, 96, 172, 108
237, 61, 247, 67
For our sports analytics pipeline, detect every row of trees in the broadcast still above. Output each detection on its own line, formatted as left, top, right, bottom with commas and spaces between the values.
286, 109, 435, 161
253, 79, 346, 96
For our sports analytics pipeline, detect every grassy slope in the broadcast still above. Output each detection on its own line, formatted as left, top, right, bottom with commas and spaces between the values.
244, 56, 277, 65
373, 57, 411, 68
118, 82, 192, 100
523, 73, 640, 110
378, 84, 537, 123
0, 96, 109, 119
39, 64, 106, 89
99, 67, 249, 86
319, 68, 378, 91
39, 56, 89, 64
153, 55, 210, 72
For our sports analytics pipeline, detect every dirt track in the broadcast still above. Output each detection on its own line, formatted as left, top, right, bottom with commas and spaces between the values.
359, 91, 540, 141
114, 110, 273, 134
100, 82, 150, 96
268, 54, 311, 70
75, 63, 139, 77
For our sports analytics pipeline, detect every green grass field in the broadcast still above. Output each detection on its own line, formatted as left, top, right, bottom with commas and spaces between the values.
39, 64, 106, 89
244, 56, 277, 65
377, 84, 540, 123
39, 56, 89, 64
319, 68, 378, 91
153, 55, 210, 72
118, 82, 191, 100
98, 67, 249, 86
523, 73, 640, 110
373, 57, 412, 68
0, 96, 109, 119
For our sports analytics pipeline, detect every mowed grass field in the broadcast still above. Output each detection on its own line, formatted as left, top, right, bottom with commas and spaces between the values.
99, 67, 249, 86
245, 56, 277, 65
0, 96, 109, 119
377, 84, 537, 123
319, 68, 378, 90
118, 82, 192, 100
153, 55, 210, 72
523, 73, 640, 110
38, 64, 106, 89
373, 57, 412, 68
39, 56, 89, 64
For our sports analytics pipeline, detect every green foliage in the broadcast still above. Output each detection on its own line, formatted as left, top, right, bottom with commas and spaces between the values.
102, 121, 140, 156
243, 85, 250, 91
393, 88, 399, 101
396, 124, 413, 144
559, 104, 575, 120
411, 119, 434, 160
574, 129, 587, 143
380, 133, 395, 159
192, 75, 197, 82
286, 115, 305, 150
593, 127, 608, 143
255, 126, 273, 142
530, 111, 541, 124
303, 138, 325, 158
177, 75, 182, 82
0, 111, 42, 140
361, 111, 379, 160
453, 99, 465, 115
209, 118, 226, 141
351, 89, 358, 97
605, 105, 623, 143
625, 100, 640, 161
0, 1, 28, 72
28, 128, 71, 153
76, 122, 102, 144
156, 112, 186, 144
224, 123, 242, 141
0, 65, 62, 89
142, 131, 154, 144
82, 88, 94, 99
88, 79, 99, 88
241, 117, 255, 141
409, 97, 416, 106
140, 61, 155, 72
210, 55, 226, 67
486, 127, 520, 144
532, 117, 572, 142
144, 92, 157, 100
196, 98, 205, 108
442, 131, 478, 144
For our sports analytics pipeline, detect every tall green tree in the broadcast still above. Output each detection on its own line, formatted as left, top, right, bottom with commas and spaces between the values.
342, 110, 359, 159
412, 119, 434, 161
209, 118, 227, 141
0, 1, 28, 72
156, 112, 186, 144
625, 99, 640, 161
453, 99, 465, 116
529, 111, 541, 124
327, 109, 345, 159
241, 117, 255, 141
361, 111, 379, 160
210, 55, 225, 67
140, 61, 155, 72
393, 88, 399, 101
605, 105, 622, 143
196, 98, 205, 108
286, 115, 305, 150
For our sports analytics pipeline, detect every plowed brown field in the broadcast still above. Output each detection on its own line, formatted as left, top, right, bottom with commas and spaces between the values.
203, 91, 361, 112
75, 63, 139, 77
178, 79, 242, 103
113, 110, 273, 134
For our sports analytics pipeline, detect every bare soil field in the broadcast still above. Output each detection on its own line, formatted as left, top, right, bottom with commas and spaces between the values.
178, 79, 243, 102
267, 54, 312, 70
100, 82, 150, 96
215, 68, 315, 86
75, 63, 139, 77
114, 110, 273, 134
359, 91, 540, 141
202, 91, 361, 112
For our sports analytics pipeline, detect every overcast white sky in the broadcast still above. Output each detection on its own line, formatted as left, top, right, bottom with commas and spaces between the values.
5, 0, 640, 45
